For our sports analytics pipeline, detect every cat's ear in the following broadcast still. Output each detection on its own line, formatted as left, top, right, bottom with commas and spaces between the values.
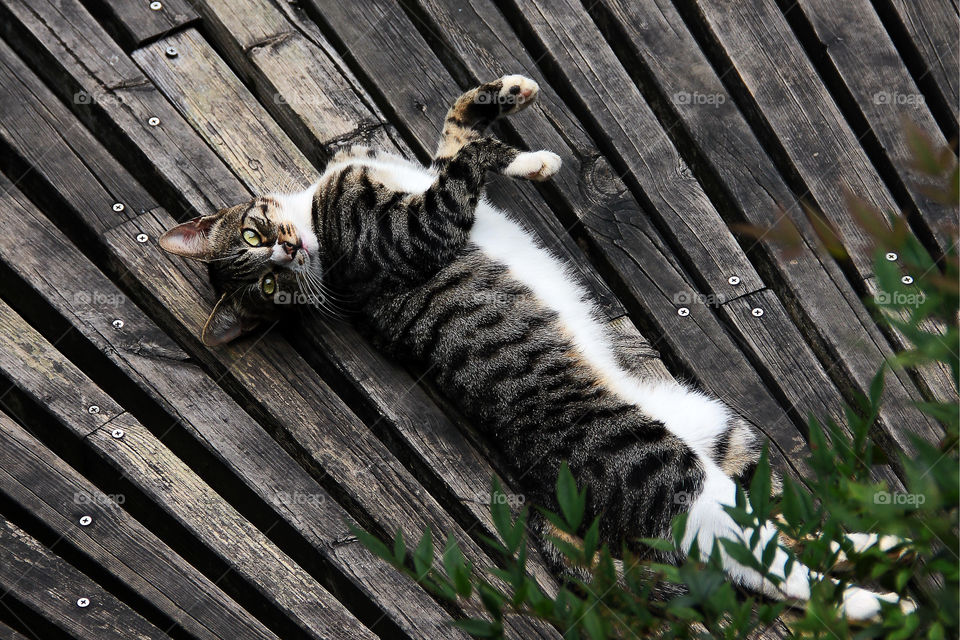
201, 294, 260, 346
158, 215, 219, 260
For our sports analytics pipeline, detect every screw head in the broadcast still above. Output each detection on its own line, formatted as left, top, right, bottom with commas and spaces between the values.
88, 405, 100, 414
112, 202, 124, 212
901, 275, 914, 285
77, 598, 90, 608
136, 233, 149, 243
885, 252, 898, 261
677, 307, 690, 317
111, 428, 125, 440
148, 117, 160, 126
751, 307, 764, 317
79, 516, 92, 527
165, 46, 178, 58
149, 1, 162, 9
728, 275, 741, 286
112, 319, 124, 329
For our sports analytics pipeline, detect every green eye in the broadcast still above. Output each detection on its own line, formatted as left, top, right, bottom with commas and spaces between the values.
242, 229, 262, 246
261, 275, 276, 296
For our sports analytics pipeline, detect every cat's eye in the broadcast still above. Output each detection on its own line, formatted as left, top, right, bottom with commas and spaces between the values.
261, 275, 276, 296
242, 228, 262, 246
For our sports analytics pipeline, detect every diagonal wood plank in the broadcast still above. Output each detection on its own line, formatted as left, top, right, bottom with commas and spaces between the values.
0, 415, 278, 640
0, 301, 376, 640
0, 516, 164, 640
783, 0, 957, 258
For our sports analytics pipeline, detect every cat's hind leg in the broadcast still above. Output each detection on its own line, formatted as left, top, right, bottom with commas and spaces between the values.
685, 467, 914, 622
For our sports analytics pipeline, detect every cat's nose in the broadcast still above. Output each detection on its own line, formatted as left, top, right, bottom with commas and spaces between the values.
281, 240, 300, 257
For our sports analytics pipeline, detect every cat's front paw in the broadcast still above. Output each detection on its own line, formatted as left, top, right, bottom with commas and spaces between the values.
505, 150, 561, 181
503, 151, 561, 182
495, 74, 539, 114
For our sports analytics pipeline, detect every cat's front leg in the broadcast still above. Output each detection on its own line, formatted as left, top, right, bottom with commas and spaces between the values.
436, 74, 540, 160
503, 150, 562, 181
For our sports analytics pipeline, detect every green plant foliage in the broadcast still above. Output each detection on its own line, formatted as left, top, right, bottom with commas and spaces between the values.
354, 128, 958, 638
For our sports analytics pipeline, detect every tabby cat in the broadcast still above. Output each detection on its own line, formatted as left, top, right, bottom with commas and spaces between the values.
159, 75, 909, 621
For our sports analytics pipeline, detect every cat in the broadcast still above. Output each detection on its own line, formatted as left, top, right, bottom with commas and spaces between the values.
159, 75, 910, 622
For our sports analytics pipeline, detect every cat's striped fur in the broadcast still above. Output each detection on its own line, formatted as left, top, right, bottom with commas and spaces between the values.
159, 75, 909, 621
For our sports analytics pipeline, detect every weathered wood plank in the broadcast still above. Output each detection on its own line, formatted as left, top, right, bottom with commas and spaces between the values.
0, 516, 163, 640
0, 23, 556, 636
81, 0, 198, 48
0, 164, 472, 638
0, 619, 29, 640
0, 300, 376, 640
875, 0, 960, 129
301, 0, 817, 480
185, 0, 401, 163
784, 0, 957, 258
0, 0, 244, 215
0, 413, 278, 640
676, 0, 905, 279
575, 0, 944, 459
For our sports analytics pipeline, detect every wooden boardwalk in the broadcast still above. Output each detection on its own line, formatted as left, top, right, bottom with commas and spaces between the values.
0, 0, 954, 637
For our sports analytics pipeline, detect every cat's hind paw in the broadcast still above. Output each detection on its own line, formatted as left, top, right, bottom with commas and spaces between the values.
504, 150, 561, 181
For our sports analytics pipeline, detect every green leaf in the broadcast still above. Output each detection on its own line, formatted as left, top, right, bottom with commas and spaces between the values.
556, 462, 585, 531
393, 530, 406, 564
442, 536, 472, 598
413, 529, 434, 579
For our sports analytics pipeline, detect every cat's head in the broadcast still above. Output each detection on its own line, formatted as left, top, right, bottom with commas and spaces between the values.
158, 191, 321, 346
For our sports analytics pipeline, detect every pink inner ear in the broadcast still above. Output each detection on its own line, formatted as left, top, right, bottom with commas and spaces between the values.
159, 216, 216, 259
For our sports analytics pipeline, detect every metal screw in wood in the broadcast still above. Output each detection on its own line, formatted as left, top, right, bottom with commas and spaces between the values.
77, 598, 90, 608
149, 1, 162, 10
728, 275, 741, 286
112, 319, 124, 329
751, 308, 764, 317
677, 307, 689, 317
111, 428, 125, 440
88, 405, 100, 414
148, 117, 160, 126
901, 275, 914, 285
165, 47, 178, 58
136, 233, 149, 243
112, 203, 124, 212
79, 516, 92, 527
